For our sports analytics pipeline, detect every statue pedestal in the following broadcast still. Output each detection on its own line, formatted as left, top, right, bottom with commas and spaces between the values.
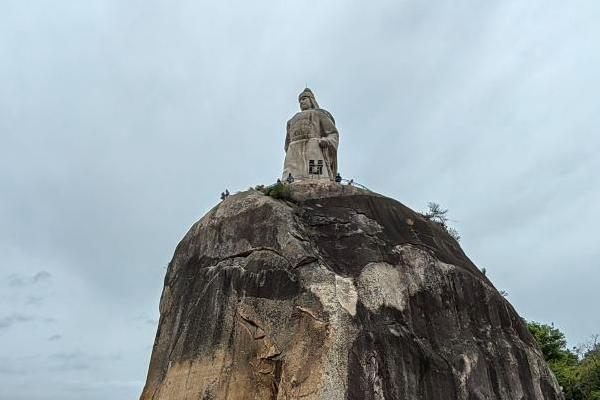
286, 179, 374, 202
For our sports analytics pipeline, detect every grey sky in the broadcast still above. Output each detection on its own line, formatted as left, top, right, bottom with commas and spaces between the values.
1, 1, 599, 399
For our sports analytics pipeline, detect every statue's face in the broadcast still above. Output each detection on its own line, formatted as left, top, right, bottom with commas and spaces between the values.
299, 96, 312, 111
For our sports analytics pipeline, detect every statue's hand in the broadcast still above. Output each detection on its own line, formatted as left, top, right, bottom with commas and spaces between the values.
318, 139, 329, 149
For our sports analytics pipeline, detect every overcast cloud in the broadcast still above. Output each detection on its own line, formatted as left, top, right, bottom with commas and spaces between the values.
1, 1, 599, 399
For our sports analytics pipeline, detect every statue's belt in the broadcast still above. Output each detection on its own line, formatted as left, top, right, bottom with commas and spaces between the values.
289, 132, 324, 142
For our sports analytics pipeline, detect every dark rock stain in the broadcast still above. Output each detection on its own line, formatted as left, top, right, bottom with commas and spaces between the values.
299, 195, 483, 279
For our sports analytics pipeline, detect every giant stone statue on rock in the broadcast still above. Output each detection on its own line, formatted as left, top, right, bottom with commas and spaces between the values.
283, 88, 339, 180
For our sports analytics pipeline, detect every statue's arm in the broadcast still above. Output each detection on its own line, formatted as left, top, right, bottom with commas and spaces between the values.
319, 113, 339, 150
285, 121, 290, 152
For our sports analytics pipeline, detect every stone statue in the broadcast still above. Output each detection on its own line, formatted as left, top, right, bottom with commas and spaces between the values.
283, 89, 339, 180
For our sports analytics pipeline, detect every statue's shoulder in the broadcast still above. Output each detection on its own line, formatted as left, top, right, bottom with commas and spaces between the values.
316, 108, 335, 125
287, 109, 335, 124
288, 110, 310, 123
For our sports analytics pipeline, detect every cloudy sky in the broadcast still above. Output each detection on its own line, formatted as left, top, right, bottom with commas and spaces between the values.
1, 1, 599, 399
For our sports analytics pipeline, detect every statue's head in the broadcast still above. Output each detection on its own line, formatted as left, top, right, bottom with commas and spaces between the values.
298, 88, 319, 111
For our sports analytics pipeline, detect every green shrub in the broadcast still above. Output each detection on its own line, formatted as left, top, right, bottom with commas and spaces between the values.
264, 182, 292, 201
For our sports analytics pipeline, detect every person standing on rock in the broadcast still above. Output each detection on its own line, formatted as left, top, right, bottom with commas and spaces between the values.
283, 88, 339, 180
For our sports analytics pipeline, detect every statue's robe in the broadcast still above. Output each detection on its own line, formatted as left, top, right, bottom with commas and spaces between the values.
283, 108, 339, 179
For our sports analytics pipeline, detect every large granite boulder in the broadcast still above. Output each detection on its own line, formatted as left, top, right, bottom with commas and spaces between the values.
140, 181, 563, 400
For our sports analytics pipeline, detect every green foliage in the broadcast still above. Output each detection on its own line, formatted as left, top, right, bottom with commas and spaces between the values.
589, 392, 600, 400
527, 322, 600, 399
551, 361, 584, 400
527, 321, 572, 363
264, 182, 292, 201
579, 338, 600, 399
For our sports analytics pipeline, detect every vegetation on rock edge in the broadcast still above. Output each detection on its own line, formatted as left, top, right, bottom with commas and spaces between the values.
261, 182, 292, 201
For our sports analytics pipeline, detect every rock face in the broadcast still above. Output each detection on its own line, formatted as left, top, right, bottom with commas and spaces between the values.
140, 181, 563, 400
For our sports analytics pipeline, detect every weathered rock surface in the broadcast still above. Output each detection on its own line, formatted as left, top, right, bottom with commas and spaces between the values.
140, 181, 563, 400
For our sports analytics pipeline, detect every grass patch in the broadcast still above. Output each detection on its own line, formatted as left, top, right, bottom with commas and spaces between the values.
263, 182, 292, 201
